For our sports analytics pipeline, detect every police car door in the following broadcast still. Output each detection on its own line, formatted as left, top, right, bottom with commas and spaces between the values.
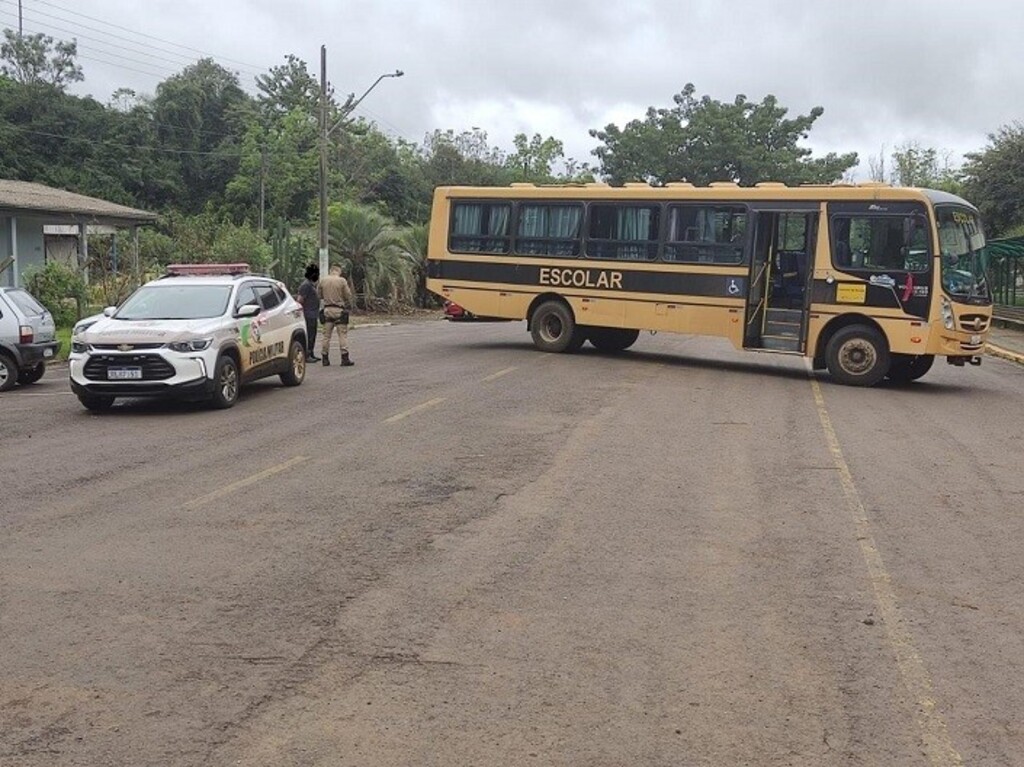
233, 281, 267, 378
252, 281, 290, 368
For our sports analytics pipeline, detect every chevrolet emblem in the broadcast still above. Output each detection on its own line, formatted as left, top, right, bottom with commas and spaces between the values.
117, 344, 134, 352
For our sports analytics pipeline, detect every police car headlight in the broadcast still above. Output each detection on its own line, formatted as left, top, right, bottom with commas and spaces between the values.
168, 338, 213, 353
71, 340, 90, 354
940, 296, 955, 330
73, 320, 97, 335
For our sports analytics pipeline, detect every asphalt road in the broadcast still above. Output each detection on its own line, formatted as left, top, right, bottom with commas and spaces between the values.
3, 318, 1024, 766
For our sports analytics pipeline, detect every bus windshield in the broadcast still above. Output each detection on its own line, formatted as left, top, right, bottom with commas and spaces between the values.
936, 206, 990, 304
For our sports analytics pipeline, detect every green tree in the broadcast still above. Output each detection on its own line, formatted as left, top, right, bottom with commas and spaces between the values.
255, 54, 320, 125
0, 29, 83, 89
890, 141, 962, 193
590, 83, 857, 186
506, 132, 565, 182
327, 202, 411, 309
151, 59, 253, 214
962, 123, 1024, 237
226, 108, 319, 225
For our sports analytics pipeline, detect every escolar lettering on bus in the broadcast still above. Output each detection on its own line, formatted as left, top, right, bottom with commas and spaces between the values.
538, 267, 624, 290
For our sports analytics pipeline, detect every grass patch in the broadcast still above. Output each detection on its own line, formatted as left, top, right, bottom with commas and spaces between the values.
56, 326, 72, 361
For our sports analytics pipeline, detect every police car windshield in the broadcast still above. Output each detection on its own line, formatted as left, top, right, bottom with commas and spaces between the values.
116, 285, 231, 320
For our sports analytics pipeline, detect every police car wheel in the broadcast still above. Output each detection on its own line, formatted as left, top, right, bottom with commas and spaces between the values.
211, 355, 240, 409
280, 339, 306, 386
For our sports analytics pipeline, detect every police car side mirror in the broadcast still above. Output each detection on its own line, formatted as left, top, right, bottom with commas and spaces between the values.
102, 306, 117, 317
235, 303, 261, 318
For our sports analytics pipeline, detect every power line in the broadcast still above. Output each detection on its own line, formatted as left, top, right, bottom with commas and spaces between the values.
1, 121, 245, 157
24, 0, 267, 74
0, 1, 225, 72
0, 6, 260, 87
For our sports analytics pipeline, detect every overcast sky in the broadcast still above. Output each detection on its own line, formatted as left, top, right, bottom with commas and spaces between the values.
5, 0, 1023, 178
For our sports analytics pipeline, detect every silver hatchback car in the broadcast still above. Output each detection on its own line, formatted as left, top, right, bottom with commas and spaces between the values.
0, 286, 60, 391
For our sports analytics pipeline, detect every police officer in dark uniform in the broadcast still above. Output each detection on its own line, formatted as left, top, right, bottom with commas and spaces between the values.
296, 263, 320, 361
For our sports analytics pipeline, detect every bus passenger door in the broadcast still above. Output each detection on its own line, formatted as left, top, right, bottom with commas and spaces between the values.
745, 208, 818, 353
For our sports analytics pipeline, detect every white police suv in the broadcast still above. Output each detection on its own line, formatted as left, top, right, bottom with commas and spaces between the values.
69, 264, 307, 411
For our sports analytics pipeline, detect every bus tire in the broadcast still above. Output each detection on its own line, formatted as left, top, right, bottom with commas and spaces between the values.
886, 353, 934, 384
531, 300, 582, 353
588, 327, 640, 352
825, 325, 890, 387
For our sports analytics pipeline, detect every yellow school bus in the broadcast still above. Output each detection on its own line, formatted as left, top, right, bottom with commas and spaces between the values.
426, 182, 992, 386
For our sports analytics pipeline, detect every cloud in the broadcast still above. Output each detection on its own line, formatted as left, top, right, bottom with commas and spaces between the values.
48, 0, 1024, 176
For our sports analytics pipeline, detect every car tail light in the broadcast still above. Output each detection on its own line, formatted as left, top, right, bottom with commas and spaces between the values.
19, 324, 33, 343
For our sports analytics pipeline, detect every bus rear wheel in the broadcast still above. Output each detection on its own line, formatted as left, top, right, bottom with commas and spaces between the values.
886, 353, 934, 384
588, 327, 640, 353
825, 325, 890, 387
530, 300, 585, 353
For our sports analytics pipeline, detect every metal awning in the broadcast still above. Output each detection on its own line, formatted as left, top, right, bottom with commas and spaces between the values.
0, 179, 157, 227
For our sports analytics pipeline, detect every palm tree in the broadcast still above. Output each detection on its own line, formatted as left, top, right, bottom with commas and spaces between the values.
396, 223, 431, 308
327, 202, 412, 310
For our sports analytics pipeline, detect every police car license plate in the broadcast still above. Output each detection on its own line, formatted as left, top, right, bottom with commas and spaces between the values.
108, 367, 142, 380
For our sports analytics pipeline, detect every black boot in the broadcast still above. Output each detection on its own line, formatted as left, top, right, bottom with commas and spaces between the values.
307, 350, 320, 362
341, 352, 354, 367
322, 355, 330, 366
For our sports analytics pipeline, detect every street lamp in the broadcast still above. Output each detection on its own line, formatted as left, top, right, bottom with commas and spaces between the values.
318, 51, 404, 275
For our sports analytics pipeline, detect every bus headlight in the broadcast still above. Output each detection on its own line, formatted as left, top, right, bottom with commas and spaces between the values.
940, 296, 955, 330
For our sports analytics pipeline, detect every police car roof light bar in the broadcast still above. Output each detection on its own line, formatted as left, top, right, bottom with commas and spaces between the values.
165, 263, 250, 277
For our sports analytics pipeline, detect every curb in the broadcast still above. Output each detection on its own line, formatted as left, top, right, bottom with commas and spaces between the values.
986, 343, 1024, 365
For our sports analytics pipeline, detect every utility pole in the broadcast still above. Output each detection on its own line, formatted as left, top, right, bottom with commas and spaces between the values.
18, 0, 23, 36
318, 45, 329, 276
258, 144, 267, 235
317, 47, 403, 277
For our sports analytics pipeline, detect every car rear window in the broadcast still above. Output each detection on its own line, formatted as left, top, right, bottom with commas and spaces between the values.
5, 289, 47, 316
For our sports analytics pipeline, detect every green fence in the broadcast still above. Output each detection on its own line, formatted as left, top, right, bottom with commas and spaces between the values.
987, 236, 1024, 307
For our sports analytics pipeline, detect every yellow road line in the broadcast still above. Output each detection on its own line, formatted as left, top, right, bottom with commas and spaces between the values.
481, 366, 517, 382
384, 397, 446, 423
809, 377, 962, 766
185, 455, 310, 510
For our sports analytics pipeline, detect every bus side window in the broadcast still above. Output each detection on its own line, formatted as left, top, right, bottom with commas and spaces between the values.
450, 202, 511, 254
833, 214, 929, 272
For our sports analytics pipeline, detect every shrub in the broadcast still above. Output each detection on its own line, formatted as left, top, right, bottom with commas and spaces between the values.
24, 261, 88, 326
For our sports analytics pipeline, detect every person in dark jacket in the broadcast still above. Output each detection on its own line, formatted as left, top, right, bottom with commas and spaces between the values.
296, 263, 320, 361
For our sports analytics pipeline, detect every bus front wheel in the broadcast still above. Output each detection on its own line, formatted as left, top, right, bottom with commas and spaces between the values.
531, 300, 585, 353
825, 325, 890, 387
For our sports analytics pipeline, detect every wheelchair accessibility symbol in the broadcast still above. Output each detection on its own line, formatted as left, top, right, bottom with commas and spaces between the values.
727, 278, 742, 296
